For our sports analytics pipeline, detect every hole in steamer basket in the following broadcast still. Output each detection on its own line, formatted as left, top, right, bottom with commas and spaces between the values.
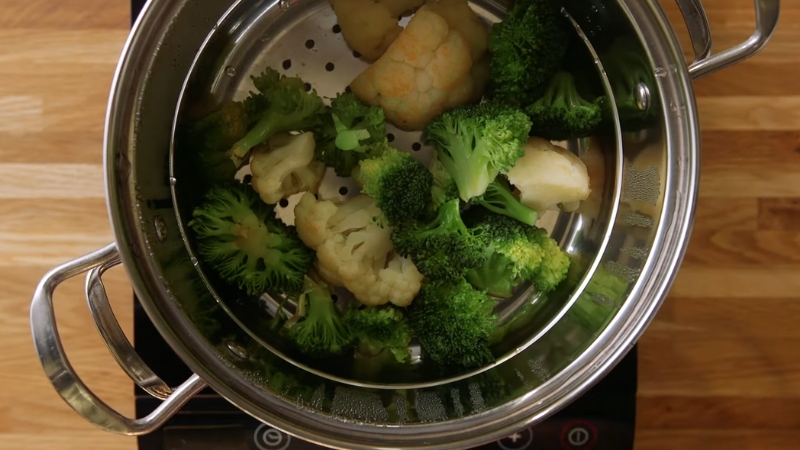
169, 0, 626, 389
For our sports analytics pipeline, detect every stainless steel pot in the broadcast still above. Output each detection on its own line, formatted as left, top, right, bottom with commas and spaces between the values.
31, 0, 779, 448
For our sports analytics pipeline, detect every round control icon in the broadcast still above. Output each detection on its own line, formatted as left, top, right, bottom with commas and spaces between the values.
254, 423, 292, 450
497, 426, 533, 450
560, 420, 597, 449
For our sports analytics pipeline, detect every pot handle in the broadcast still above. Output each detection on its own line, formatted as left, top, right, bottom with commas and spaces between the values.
85, 250, 175, 400
677, 0, 780, 79
30, 243, 208, 435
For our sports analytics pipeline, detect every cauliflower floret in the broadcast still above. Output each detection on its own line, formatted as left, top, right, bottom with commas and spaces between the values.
425, 0, 488, 62
506, 137, 592, 212
293, 193, 423, 306
294, 192, 338, 249
329, 0, 425, 61
250, 132, 325, 205
350, 5, 477, 131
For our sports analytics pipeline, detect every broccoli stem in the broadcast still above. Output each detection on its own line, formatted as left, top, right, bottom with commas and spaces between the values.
422, 198, 469, 238
291, 287, 352, 357
450, 140, 494, 201
465, 252, 518, 298
473, 179, 538, 226
332, 113, 371, 151
209, 213, 286, 273
229, 112, 281, 166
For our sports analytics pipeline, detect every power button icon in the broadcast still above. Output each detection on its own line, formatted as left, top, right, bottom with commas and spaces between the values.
560, 420, 597, 449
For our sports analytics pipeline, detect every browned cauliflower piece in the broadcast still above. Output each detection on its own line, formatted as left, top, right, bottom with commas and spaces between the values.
329, 0, 425, 61
425, 0, 488, 62
350, 5, 479, 131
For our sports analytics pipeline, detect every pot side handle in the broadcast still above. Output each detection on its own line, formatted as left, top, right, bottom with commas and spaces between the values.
85, 250, 175, 400
30, 243, 208, 435
677, 0, 780, 79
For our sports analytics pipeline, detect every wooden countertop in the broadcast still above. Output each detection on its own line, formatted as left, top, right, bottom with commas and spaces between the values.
0, 0, 796, 449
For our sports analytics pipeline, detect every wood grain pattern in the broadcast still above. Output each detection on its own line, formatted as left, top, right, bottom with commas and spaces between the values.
0, 0, 796, 449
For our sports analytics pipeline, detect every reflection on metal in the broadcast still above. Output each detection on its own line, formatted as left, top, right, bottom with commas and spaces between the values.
685, 0, 780, 79
31, 244, 207, 435
634, 82, 651, 111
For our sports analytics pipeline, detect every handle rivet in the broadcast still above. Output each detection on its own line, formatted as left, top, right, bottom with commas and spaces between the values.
634, 82, 651, 111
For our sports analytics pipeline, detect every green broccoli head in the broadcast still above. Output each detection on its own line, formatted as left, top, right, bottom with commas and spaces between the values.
408, 277, 497, 369
353, 145, 433, 226
528, 227, 571, 293
424, 102, 531, 201
463, 207, 569, 297
344, 305, 412, 363
229, 68, 327, 166
313, 92, 388, 177
525, 71, 603, 141
286, 277, 353, 358
391, 198, 487, 282
427, 153, 460, 219
187, 182, 314, 296
487, 0, 571, 105
470, 177, 538, 226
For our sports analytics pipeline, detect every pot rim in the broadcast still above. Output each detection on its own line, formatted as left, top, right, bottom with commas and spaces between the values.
102, 0, 699, 447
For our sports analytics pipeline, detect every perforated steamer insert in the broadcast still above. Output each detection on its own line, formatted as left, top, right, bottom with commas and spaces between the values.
170, 0, 619, 389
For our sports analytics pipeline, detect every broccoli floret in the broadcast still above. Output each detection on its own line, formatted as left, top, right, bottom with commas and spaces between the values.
528, 227, 571, 292
525, 71, 602, 141
470, 177, 538, 226
463, 208, 569, 297
426, 153, 459, 219
187, 182, 314, 296
285, 276, 353, 357
229, 68, 326, 166
487, 0, 571, 105
344, 305, 412, 363
408, 278, 497, 369
314, 92, 388, 177
392, 198, 487, 282
353, 145, 433, 226
595, 37, 659, 132
424, 102, 531, 201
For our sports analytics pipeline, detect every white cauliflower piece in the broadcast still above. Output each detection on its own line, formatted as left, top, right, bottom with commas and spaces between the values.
329, 0, 425, 61
506, 137, 592, 212
350, 5, 477, 131
294, 192, 338, 250
292, 193, 423, 306
249, 132, 325, 205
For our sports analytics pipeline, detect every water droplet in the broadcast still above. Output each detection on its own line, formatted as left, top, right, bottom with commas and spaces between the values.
670, 101, 678, 113
191, 256, 199, 266
225, 340, 248, 359
225, 66, 236, 77
169, 176, 177, 186
654, 67, 667, 77
153, 215, 167, 243
279, 0, 291, 10
260, 34, 270, 42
